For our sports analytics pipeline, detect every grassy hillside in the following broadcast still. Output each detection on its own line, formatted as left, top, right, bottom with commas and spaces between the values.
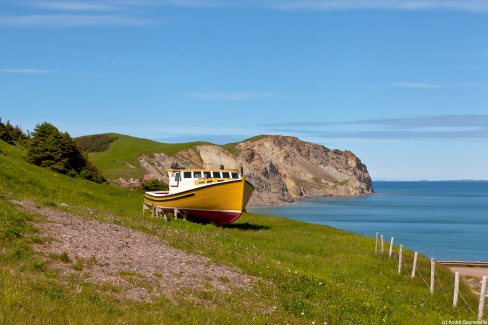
0, 140, 482, 324
81, 133, 211, 179
77, 133, 272, 179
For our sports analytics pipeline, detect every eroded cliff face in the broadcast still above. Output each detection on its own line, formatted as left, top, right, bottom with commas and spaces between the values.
136, 136, 373, 205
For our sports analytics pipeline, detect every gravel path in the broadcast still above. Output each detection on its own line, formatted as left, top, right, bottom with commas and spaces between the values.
15, 201, 256, 302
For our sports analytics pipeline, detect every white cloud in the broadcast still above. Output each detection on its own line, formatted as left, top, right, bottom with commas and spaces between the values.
353, 81, 486, 89
17, 0, 488, 12
263, 114, 488, 140
270, 0, 488, 11
3, 0, 485, 28
0, 14, 150, 27
28, 1, 116, 11
390, 82, 441, 89
0, 68, 54, 74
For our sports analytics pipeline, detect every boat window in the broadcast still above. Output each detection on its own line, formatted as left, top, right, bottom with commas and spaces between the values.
212, 171, 221, 178
231, 172, 239, 179
222, 172, 230, 178
175, 172, 181, 182
203, 171, 212, 178
183, 171, 192, 179
194, 171, 202, 179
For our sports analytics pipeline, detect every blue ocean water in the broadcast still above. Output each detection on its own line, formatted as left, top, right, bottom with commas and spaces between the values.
249, 181, 488, 261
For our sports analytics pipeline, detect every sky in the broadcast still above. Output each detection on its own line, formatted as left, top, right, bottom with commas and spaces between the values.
1, 0, 487, 180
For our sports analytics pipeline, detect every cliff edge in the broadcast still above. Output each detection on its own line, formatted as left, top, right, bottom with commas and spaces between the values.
137, 135, 373, 205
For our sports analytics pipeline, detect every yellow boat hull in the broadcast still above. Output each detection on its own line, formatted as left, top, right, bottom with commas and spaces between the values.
144, 177, 254, 225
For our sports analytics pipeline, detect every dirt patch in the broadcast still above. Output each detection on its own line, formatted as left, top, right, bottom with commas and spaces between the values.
449, 266, 488, 298
14, 200, 256, 302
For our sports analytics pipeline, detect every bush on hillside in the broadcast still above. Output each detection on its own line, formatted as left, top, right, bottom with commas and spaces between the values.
26, 123, 106, 184
141, 179, 169, 191
0, 119, 28, 145
75, 134, 118, 153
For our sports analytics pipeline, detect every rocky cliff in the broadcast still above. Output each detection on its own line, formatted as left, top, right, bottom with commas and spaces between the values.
137, 136, 373, 206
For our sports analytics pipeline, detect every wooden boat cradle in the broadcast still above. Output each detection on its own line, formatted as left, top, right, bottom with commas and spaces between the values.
143, 202, 187, 221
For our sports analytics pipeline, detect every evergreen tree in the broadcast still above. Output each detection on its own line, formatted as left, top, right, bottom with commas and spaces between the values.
0, 118, 28, 145
26, 122, 106, 183
4, 121, 28, 143
0, 119, 14, 145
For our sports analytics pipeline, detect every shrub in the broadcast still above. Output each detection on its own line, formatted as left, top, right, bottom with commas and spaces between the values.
141, 179, 169, 191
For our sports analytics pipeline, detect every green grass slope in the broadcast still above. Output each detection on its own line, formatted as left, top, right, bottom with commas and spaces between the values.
83, 133, 211, 179
0, 140, 482, 324
78, 133, 272, 179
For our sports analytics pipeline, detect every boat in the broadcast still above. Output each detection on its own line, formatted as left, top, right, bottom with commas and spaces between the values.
143, 168, 254, 226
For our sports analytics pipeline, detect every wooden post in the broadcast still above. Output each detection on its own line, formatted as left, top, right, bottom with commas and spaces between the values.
478, 275, 487, 321
174, 208, 178, 219
389, 237, 395, 258
430, 258, 435, 294
411, 252, 418, 278
381, 235, 384, 255
453, 272, 460, 307
375, 232, 379, 253
398, 244, 403, 274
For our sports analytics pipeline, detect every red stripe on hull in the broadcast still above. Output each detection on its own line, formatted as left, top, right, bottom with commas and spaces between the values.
180, 209, 242, 226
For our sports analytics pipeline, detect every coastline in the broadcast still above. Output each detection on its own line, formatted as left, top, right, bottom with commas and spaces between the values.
249, 181, 488, 262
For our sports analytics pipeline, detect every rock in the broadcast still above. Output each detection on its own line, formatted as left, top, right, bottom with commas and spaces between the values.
115, 177, 142, 189
127, 136, 373, 205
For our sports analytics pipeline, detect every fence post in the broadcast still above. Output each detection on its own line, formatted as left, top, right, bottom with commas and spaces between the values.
478, 275, 487, 321
389, 237, 395, 258
398, 244, 403, 274
375, 232, 379, 253
453, 272, 460, 307
381, 235, 384, 255
411, 252, 418, 278
430, 258, 435, 294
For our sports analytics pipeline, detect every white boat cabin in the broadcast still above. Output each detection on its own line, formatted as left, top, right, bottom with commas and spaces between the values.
168, 169, 242, 194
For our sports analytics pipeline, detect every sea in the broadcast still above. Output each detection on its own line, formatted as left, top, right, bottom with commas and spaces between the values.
249, 181, 488, 262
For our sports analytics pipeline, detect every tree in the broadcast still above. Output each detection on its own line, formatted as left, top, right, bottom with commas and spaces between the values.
0, 118, 29, 145
0, 121, 14, 144
26, 122, 106, 183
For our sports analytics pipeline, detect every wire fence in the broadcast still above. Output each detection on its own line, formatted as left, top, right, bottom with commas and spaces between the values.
374, 233, 485, 320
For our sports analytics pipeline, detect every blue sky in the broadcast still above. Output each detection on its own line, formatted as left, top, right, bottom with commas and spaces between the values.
1, 0, 487, 180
